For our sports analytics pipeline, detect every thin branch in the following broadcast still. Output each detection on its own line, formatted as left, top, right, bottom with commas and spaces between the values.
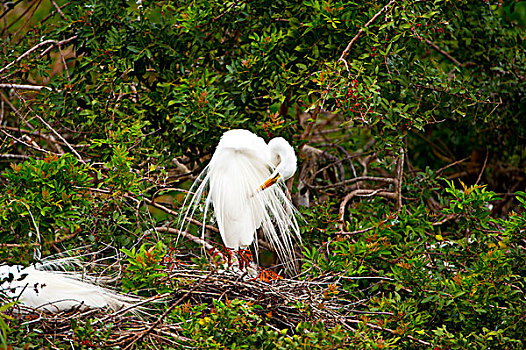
412, 82, 498, 104
0, 0, 24, 21
0, 35, 77, 76
41, 1, 70, 24
307, 175, 395, 190
0, 124, 64, 153
0, 84, 51, 91
338, 0, 396, 69
57, 45, 71, 82
32, 113, 86, 164
432, 214, 457, 226
148, 227, 216, 253
49, 0, 66, 19
436, 156, 470, 175
93, 293, 172, 326
0, 91, 29, 122
123, 271, 215, 350
143, 197, 219, 233
338, 188, 395, 232
345, 319, 431, 346
424, 38, 462, 67
3, 0, 37, 33
0, 128, 53, 154
299, 103, 321, 148
338, 226, 375, 236
475, 148, 489, 185
337, 150, 404, 231
0, 153, 31, 159
395, 148, 404, 210
0, 228, 80, 248
213, 2, 237, 21
12, 0, 43, 40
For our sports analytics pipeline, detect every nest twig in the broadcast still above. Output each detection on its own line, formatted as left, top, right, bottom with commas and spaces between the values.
5, 263, 430, 347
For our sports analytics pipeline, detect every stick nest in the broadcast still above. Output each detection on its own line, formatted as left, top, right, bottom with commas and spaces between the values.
5, 264, 372, 348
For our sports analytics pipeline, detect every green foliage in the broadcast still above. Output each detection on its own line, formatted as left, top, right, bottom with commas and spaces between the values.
0, 302, 13, 350
0, 0, 525, 348
121, 241, 169, 294
170, 299, 385, 349
0, 154, 91, 262
301, 179, 525, 349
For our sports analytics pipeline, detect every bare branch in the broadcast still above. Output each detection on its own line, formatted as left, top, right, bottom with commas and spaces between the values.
0, 84, 52, 91
307, 175, 395, 190
149, 226, 216, 252
32, 113, 86, 164
0, 35, 77, 76
0, 128, 54, 155
143, 197, 220, 233
424, 38, 462, 67
475, 148, 489, 185
50, 0, 66, 20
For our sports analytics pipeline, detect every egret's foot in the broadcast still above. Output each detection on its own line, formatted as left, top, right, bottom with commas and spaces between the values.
237, 248, 253, 270
210, 247, 259, 278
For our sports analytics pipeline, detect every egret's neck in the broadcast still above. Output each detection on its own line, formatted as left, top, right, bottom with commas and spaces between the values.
268, 137, 297, 181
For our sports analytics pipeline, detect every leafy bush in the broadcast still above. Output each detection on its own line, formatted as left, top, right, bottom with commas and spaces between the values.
0, 0, 525, 348
0, 155, 91, 262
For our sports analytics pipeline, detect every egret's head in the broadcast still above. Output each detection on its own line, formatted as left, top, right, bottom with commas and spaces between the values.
269, 137, 297, 180
258, 137, 297, 192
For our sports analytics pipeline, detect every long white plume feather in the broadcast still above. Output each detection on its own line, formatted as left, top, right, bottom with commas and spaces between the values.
177, 129, 301, 272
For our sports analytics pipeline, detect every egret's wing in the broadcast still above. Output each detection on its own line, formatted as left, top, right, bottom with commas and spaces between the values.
208, 146, 270, 248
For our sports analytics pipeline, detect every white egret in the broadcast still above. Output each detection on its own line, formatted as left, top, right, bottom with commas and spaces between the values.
178, 129, 301, 272
1, 260, 138, 313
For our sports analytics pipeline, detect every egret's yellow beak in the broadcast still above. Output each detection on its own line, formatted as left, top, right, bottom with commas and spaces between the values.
258, 173, 281, 192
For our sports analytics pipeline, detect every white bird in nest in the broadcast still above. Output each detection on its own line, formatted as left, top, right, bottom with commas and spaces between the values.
178, 129, 301, 272
0, 258, 139, 313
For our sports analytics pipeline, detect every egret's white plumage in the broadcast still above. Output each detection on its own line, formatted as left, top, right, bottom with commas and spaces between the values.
1, 262, 138, 313
178, 129, 301, 271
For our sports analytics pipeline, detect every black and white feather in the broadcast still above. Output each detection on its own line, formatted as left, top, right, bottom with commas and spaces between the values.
1, 259, 139, 313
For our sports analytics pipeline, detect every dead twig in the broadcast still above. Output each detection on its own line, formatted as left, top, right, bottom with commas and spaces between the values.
148, 226, 217, 253
32, 113, 86, 164
123, 271, 215, 350
307, 175, 395, 190
0, 36, 77, 76
475, 148, 489, 185
0, 84, 52, 91
143, 197, 219, 233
